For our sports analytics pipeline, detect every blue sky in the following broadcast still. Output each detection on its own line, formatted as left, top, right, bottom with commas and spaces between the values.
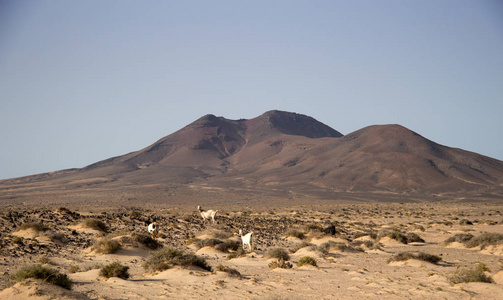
1, 1, 502, 179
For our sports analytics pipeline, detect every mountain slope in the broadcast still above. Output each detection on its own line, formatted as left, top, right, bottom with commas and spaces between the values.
1, 110, 502, 204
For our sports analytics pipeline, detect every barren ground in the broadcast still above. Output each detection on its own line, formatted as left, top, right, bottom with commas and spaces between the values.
1, 202, 503, 299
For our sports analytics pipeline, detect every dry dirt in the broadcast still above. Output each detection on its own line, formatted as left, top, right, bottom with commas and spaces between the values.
1, 202, 503, 299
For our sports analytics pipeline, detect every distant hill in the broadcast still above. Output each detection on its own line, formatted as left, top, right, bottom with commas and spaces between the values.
1, 110, 502, 205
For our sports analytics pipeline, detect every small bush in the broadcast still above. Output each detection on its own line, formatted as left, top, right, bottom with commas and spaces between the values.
93, 239, 121, 254
444, 233, 474, 245
215, 264, 242, 278
465, 232, 503, 249
12, 264, 73, 290
266, 248, 290, 261
100, 261, 129, 279
378, 230, 424, 244
144, 248, 212, 272
132, 232, 163, 250
286, 229, 305, 239
18, 222, 49, 233
450, 265, 493, 284
289, 242, 314, 253
297, 256, 317, 267
12, 236, 23, 245
38, 255, 51, 264
268, 258, 293, 270
83, 218, 108, 232
68, 266, 80, 273
388, 252, 442, 264
227, 247, 246, 260
192, 238, 239, 252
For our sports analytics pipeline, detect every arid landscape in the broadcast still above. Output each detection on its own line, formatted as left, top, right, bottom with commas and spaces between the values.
1, 203, 503, 299
1, 111, 503, 299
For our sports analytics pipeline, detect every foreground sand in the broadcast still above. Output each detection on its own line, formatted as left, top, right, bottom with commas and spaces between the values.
1, 202, 503, 299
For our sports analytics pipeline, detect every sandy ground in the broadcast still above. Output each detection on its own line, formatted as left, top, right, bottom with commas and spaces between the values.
1, 202, 503, 299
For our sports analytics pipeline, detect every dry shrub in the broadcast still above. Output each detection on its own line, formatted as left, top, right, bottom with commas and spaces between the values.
18, 222, 49, 233
388, 252, 442, 264
12, 264, 73, 290
132, 232, 163, 250
144, 248, 212, 272
12, 236, 23, 245
286, 229, 306, 240
450, 264, 493, 284
444, 233, 474, 245
83, 218, 108, 232
297, 256, 317, 267
377, 229, 424, 244
68, 266, 80, 273
93, 238, 121, 254
192, 238, 239, 252
216, 264, 242, 278
465, 232, 503, 249
266, 248, 290, 261
227, 247, 246, 260
100, 261, 129, 279
268, 258, 293, 270
289, 242, 314, 253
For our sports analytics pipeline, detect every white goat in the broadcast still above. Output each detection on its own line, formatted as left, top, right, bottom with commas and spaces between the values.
147, 222, 159, 240
197, 206, 218, 224
239, 229, 253, 252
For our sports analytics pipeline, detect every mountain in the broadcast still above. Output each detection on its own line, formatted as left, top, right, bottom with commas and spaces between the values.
1, 110, 502, 205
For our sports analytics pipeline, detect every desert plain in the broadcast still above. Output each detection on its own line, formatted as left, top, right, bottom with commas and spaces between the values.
1, 201, 503, 300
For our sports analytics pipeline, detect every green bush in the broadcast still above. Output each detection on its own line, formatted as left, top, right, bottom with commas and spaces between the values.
12, 264, 73, 290
266, 248, 290, 261
100, 261, 129, 279
297, 256, 317, 267
93, 238, 121, 254
144, 248, 212, 272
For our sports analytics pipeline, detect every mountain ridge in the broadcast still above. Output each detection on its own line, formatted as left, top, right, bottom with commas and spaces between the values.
1, 110, 502, 205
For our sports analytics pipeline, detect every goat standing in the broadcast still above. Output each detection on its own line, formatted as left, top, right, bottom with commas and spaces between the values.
197, 206, 218, 224
147, 222, 159, 240
239, 229, 253, 252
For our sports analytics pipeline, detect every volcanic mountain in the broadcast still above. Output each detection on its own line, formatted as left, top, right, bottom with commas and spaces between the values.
1, 110, 502, 205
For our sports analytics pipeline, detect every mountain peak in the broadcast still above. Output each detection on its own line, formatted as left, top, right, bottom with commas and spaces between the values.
257, 110, 343, 138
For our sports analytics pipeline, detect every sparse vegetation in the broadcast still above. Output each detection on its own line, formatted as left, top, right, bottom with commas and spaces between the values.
92, 238, 121, 254
297, 256, 317, 267
132, 232, 163, 250
11, 264, 73, 290
450, 264, 493, 284
17, 222, 49, 233
144, 248, 212, 272
227, 247, 246, 260
100, 261, 130, 279
388, 252, 442, 264
377, 229, 425, 244
268, 258, 293, 270
266, 247, 290, 261
289, 241, 314, 253
444, 232, 503, 249
82, 218, 108, 232
286, 229, 305, 239
216, 264, 242, 278
190, 238, 240, 252
68, 266, 80, 273
12, 236, 23, 245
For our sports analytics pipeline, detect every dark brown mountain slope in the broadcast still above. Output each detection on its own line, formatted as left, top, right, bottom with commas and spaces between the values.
0, 111, 502, 204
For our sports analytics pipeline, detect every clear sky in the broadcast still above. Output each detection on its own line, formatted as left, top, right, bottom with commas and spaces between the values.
1, 1, 502, 179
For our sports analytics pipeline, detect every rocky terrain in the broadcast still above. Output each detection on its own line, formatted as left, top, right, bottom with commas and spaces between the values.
1, 202, 503, 299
